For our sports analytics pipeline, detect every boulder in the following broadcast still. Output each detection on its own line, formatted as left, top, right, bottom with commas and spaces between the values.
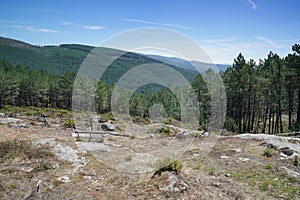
279, 147, 293, 156
0, 113, 5, 117
261, 142, 276, 149
0, 117, 23, 125
12, 123, 29, 128
157, 171, 189, 193
99, 122, 115, 131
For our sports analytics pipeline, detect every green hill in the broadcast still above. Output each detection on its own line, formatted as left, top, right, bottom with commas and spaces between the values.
0, 37, 198, 83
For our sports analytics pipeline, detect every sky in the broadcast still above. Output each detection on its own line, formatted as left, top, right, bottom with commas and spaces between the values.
0, 0, 299, 64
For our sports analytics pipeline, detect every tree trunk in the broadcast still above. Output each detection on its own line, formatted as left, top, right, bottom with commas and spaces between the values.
288, 86, 293, 130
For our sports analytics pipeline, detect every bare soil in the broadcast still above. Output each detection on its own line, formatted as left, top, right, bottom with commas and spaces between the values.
0, 119, 299, 199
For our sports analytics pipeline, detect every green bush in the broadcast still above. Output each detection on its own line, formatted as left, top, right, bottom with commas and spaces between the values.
63, 119, 75, 128
100, 112, 113, 122
225, 117, 237, 132
263, 148, 273, 158
265, 164, 272, 169
132, 116, 150, 125
165, 117, 173, 124
292, 121, 300, 131
206, 166, 216, 175
159, 126, 171, 136
154, 157, 183, 174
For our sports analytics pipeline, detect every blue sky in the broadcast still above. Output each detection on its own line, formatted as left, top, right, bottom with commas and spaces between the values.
0, 0, 299, 64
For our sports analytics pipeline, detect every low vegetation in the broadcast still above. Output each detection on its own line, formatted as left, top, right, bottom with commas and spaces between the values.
0, 138, 53, 163
153, 157, 183, 175
62, 119, 75, 129
262, 148, 273, 158
231, 169, 300, 199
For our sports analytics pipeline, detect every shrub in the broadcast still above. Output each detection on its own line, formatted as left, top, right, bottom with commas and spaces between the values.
34, 161, 53, 172
225, 117, 237, 132
132, 116, 150, 125
206, 166, 216, 175
154, 157, 183, 174
165, 117, 173, 124
159, 126, 171, 136
263, 148, 273, 158
100, 112, 113, 123
63, 119, 75, 129
265, 164, 272, 169
194, 161, 202, 170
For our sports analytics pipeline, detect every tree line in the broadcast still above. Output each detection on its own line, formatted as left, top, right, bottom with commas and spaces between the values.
223, 44, 300, 133
0, 44, 299, 133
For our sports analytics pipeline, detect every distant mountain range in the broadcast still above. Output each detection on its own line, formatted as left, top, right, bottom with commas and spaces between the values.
0, 36, 230, 84
146, 54, 230, 72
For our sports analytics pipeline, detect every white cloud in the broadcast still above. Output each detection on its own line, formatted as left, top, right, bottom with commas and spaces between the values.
24, 26, 60, 33
37, 28, 60, 33
256, 36, 275, 46
62, 21, 104, 31
81, 25, 104, 30
120, 18, 193, 30
243, 0, 258, 10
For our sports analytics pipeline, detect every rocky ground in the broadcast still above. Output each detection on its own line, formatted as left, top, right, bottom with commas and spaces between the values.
0, 115, 299, 199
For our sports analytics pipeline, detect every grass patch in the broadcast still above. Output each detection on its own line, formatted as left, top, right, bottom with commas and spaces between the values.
159, 126, 178, 137
132, 116, 150, 125
107, 137, 116, 141
262, 148, 273, 158
34, 161, 53, 172
194, 161, 203, 170
62, 119, 75, 129
265, 164, 272, 170
154, 157, 183, 175
0, 138, 53, 163
231, 169, 300, 199
0, 106, 71, 119
205, 166, 216, 176
99, 112, 113, 123
76, 137, 88, 142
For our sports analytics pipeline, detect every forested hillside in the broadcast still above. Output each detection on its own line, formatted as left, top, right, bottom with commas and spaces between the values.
0, 37, 299, 134
223, 45, 300, 133
0, 37, 198, 83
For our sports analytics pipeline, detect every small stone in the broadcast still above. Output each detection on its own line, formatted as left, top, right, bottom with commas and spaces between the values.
220, 155, 230, 159
239, 157, 250, 162
57, 175, 70, 183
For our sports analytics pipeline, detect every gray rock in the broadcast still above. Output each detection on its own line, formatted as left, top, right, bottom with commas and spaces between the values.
11, 123, 28, 128
99, 122, 115, 131
261, 142, 276, 149
279, 147, 293, 156
159, 171, 189, 192
0, 117, 22, 124
279, 166, 300, 178
0, 113, 5, 117
76, 142, 111, 152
